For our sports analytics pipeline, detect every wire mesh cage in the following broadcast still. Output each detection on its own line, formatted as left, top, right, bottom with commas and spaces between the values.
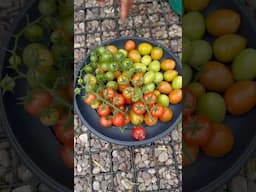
74, 0, 182, 191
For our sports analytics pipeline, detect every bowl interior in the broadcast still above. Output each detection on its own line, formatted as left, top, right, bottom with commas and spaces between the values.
75, 37, 182, 146
183, 0, 256, 191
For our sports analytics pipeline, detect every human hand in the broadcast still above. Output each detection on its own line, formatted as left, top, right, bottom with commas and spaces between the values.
97, 0, 133, 22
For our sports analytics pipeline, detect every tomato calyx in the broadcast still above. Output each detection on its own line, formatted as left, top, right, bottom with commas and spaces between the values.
184, 116, 202, 135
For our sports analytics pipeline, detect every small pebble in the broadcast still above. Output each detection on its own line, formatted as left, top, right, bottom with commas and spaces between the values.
0, 149, 10, 167
0, 166, 6, 178
158, 152, 169, 162
12, 185, 32, 192
17, 165, 33, 182
93, 181, 100, 190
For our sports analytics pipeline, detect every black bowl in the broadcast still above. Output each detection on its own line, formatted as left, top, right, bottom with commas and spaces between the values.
75, 37, 182, 146
183, 0, 256, 191
0, 0, 73, 191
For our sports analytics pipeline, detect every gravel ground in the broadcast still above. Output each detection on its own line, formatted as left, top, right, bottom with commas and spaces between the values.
74, 0, 182, 191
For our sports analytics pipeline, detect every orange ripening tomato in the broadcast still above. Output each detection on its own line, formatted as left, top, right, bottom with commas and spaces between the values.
169, 89, 182, 104
202, 123, 234, 157
125, 40, 136, 51
183, 0, 210, 11
158, 81, 172, 94
160, 59, 176, 71
206, 9, 241, 36
128, 50, 141, 63
159, 107, 173, 122
106, 45, 118, 54
144, 113, 158, 126
224, 81, 256, 115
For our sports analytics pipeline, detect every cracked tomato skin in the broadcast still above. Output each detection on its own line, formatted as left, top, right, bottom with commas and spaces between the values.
132, 126, 146, 141
182, 88, 196, 117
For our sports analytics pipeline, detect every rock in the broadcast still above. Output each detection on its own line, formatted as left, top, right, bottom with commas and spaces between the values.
148, 169, 156, 174
93, 181, 100, 190
0, 166, 6, 178
1, 189, 11, 192
5, 171, 14, 183
77, 164, 82, 172
0, 149, 10, 167
158, 152, 168, 162
38, 183, 55, 192
92, 167, 100, 174
78, 134, 88, 144
231, 176, 247, 192
17, 165, 33, 182
0, 141, 9, 149
12, 185, 32, 192
171, 129, 179, 141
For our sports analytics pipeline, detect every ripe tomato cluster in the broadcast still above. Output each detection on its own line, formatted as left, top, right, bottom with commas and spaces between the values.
77, 40, 182, 141
1, 0, 74, 168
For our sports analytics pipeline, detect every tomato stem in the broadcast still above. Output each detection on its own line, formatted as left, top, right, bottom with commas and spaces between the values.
182, 142, 194, 164
142, 98, 153, 120
94, 93, 126, 115
40, 84, 73, 110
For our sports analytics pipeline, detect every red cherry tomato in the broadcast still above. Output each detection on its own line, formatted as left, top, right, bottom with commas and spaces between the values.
143, 92, 157, 105
132, 101, 146, 115
150, 104, 164, 118
97, 104, 111, 117
183, 115, 212, 146
132, 126, 146, 141
83, 93, 96, 105
144, 113, 158, 126
99, 116, 112, 127
112, 113, 125, 127
125, 40, 136, 51
113, 94, 125, 106
183, 88, 196, 116
61, 144, 74, 169
103, 88, 115, 100
25, 90, 52, 116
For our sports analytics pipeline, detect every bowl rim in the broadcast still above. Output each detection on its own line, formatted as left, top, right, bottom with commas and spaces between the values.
74, 36, 182, 146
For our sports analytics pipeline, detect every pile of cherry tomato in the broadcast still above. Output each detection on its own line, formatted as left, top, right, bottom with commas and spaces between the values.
1, 0, 74, 168
76, 40, 182, 141
182, 0, 256, 166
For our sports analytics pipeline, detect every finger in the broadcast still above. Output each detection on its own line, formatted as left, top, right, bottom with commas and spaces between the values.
97, 0, 105, 7
120, 0, 133, 22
